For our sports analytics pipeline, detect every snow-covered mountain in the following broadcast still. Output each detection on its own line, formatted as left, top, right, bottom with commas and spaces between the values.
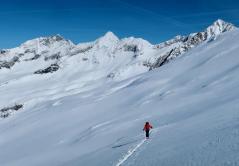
0, 19, 239, 166
0, 19, 236, 80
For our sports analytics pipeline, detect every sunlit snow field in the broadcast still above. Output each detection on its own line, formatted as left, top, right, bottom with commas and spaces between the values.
0, 29, 239, 166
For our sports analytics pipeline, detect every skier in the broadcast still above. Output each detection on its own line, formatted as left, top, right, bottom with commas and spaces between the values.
143, 122, 153, 139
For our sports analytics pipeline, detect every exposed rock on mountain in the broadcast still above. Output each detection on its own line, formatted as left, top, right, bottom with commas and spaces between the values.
0, 104, 23, 118
34, 63, 60, 74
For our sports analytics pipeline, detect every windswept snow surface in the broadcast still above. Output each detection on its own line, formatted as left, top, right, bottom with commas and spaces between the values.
1, 30, 239, 165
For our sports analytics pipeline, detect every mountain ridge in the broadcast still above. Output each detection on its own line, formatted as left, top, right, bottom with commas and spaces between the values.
0, 19, 237, 80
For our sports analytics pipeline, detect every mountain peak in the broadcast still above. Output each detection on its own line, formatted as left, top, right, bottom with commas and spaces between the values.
205, 19, 236, 37
95, 31, 119, 48
20, 34, 73, 49
100, 31, 119, 43
48, 34, 65, 41
103, 31, 118, 39
214, 19, 227, 24
40, 34, 72, 44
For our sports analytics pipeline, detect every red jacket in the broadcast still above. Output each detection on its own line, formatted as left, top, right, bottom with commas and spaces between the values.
143, 123, 153, 131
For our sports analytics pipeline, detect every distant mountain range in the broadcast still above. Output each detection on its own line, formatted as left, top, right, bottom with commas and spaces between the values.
0, 19, 236, 81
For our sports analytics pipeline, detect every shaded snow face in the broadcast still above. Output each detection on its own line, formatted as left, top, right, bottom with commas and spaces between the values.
0, 20, 239, 166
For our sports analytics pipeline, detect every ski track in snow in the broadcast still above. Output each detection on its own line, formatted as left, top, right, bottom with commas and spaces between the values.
112, 139, 139, 149
115, 139, 146, 166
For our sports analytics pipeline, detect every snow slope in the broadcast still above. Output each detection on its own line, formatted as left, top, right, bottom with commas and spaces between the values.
0, 20, 239, 166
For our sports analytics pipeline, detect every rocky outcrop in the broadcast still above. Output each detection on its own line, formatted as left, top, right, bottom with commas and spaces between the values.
34, 64, 59, 74
0, 56, 20, 69
0, 104, 23, 118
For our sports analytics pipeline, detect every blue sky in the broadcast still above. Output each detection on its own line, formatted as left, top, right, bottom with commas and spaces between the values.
0, 0, 239, 48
